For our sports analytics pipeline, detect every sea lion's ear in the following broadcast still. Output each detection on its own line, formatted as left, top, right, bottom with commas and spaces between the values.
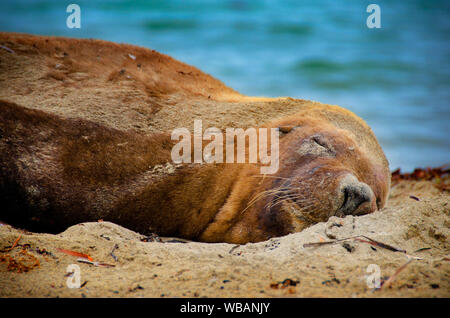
277, 125, 301, 135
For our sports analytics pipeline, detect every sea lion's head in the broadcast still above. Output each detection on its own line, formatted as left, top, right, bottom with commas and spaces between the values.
259, 106, 390, 233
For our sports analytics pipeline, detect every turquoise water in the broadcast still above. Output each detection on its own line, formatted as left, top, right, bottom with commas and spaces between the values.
1, 0, 449, 171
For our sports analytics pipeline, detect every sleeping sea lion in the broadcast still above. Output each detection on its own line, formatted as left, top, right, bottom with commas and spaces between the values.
0, 33, 390, 243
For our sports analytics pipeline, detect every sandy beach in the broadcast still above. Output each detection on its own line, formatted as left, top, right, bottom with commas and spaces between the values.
0, 178, 448, 297
0, 33, 448, 298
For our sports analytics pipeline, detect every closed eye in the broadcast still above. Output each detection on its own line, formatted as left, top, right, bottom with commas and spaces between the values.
297, 134, 336, 157
311, 135, 334, 154
312, 135, 328, 149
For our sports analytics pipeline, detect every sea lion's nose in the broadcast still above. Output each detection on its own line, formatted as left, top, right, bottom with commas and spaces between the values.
338, 176, 376, 216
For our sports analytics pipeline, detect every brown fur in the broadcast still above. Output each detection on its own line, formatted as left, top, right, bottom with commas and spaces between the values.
0, 33, 390, 243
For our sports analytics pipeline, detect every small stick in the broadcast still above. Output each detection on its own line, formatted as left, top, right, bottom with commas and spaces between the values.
110, 244, 118, 261
303, 235, 406, 254
9, 234, 22, 251
381, 258, 415, 289
56, 248, 93, 261
77, 258, 115, 268
80, 281, 88, 288
2, 234, 22, 252
229, 245, 240, 254
0, 45, 15, 54
413, 247, 431, 253
303, 235, 361, 248
159, 237, 191, 243
355, 236, 406, 253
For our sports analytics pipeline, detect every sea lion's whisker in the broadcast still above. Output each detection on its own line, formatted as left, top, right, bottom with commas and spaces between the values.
241, 179, 293, 213
248, 180, 292, 202
266, 191, 304, 209
266, 197, 296, 209
265, 191, 316, 210
269, 193, 298, 205
251, 175, 291, 180
265, 190, 300, 207
248, 188, 286, 205
239, 186, 291, 215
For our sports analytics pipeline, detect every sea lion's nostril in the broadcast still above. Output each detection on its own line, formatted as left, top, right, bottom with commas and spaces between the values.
340, 184, 372, 215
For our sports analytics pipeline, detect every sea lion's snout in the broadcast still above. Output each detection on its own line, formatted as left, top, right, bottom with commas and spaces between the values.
336, 175, 376, 217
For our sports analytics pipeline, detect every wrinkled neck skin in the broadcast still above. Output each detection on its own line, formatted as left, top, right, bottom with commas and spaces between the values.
198, 116, 390, 244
